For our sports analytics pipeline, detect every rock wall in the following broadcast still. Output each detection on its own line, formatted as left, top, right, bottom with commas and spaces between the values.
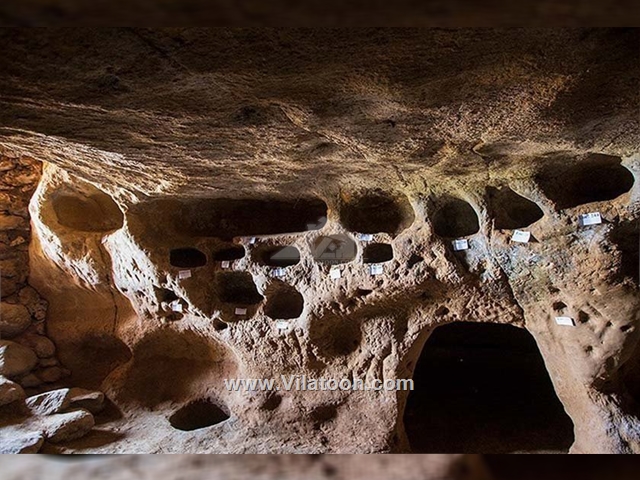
0, 154, 66, 390
0, 28, 638, 455
0, 155, 105, 454
18, 151, 640, 454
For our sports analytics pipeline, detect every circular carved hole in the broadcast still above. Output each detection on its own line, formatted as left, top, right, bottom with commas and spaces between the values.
52, 188, 124, 232
339, 190, 414, 236
536, 155, 634, 209
432, 198, 480, 238
487, 187, 544, 230
169, 399, 230, 431
217, 272, 263, 305
213, 244, 246, 261
170, 248, 207, 268
363, 243, 394, 263
265, 284, 304, 319
256, 246, 301, 267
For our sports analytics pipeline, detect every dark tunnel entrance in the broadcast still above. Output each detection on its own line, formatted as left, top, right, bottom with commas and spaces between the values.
404, 322, 574, 453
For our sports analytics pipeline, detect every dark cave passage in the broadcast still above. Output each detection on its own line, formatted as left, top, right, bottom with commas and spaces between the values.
404, 322, 574, 454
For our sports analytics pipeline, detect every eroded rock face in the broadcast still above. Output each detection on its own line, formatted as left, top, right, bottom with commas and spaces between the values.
19, 151, 639, 454
0, 29, 638, 455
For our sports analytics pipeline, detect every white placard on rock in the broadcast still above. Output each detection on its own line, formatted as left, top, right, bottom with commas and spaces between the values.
178, 270, 192, 279
579, 212, 603, 227
276, 320, 290, 331
452, 239, 469, 251
170, 301, 183, 312
249, 237, 257, 245
357, 233, 374, 242
272, 267, 286, 278
555, 316, 576, 327
330, 267, 341, 279
220, 261, 231, 269
511, 230, 531, 243
235, 307, 247, 316
369, 264, 384, 276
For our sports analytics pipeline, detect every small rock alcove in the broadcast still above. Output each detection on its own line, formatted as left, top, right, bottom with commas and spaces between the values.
431, 198, 480, 238
52, 188, 124, 232
486, 187, 544, 230
170, 248, 207, 268
339, 190, 415, 236
536, 155, 634, 209
404, 322, 575, 453
174, 197, 328, 239
169, 399, 230, 431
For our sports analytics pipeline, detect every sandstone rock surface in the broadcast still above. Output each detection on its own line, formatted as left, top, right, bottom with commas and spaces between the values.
41, 409, 95, 443
68, 388, 105, 414
0, 28, 638, 455
0, 375, 25, 407
26, 389, 73, 416
0, 340, 38, 378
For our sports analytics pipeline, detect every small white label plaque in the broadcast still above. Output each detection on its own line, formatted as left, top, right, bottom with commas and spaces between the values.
178, 270, 192, 279
579, 212, 602, 227
511, 230, 531, 243
357, 233, 374, 242
170, 301, 183, 312
276, 320, 290, 331
452, 239, 469, 251
249, 237, 257, 245
330, 267, 341, 279
272, 267, 286, 278
555, 316, 576, 327
369, 264, 384, 276
235, 308, 247, 315
220, 261, 231, 269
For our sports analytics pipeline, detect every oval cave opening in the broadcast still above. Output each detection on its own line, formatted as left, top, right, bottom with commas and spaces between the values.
170, 248, 207, 268
217, 272, 263, 305
404, 322, 575, 453
487, 187, 544, 230
339, 190, 415, 236
431, 198, 480, 238
536, 155, 634, 210
255, 245, 301, 267
212, 244, 246, 261
174, 197, 328, 239
363, 243, 394, 263
265, 284, 304, 319
169, 399, 230, 431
